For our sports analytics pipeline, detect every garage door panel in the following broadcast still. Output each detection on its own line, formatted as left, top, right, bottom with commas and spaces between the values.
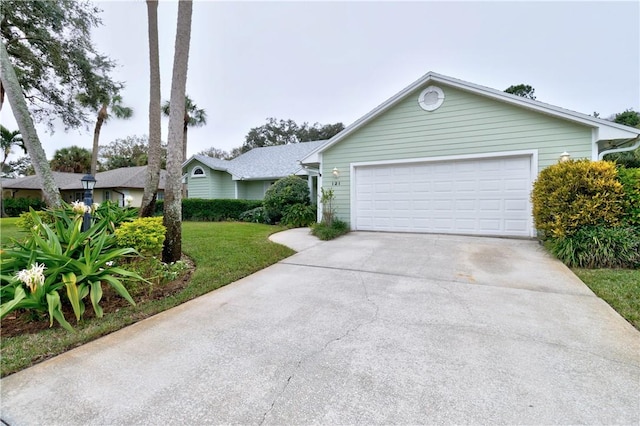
354, 155, 532, 237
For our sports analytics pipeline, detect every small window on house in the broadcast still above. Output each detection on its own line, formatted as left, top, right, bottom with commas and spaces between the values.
74, 192, 83, 201
191, 166, 205, 177
104, 190, 111, 201
157, 191, 164, 201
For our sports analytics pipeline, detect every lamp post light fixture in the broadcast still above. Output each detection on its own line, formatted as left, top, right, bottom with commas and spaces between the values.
559, 151, 571, 162
80, 173, 97, 232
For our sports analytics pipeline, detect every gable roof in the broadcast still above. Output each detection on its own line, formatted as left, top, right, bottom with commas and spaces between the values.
184, 140, 328, 180
2, 166, 167, 191
302, 71, 640, 163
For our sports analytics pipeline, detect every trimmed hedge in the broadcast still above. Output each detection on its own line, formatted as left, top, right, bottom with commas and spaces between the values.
2, 198, 46, 217
154, 198, 262, 221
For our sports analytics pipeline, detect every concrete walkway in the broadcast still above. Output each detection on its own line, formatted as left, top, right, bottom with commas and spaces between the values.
1, 230, 639, 425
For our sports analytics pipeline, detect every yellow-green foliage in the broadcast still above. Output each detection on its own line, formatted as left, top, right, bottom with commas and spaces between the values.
15, 210, 54, 231
115, 217, 166, 255
531, 159, 624, 238
618, 167, 640, 226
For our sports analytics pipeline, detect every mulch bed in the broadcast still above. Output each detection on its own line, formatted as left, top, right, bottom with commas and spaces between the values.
0, 256, 194, 339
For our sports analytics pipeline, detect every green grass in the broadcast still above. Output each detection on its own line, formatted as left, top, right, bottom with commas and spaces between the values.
574, 268, 640, 330
0, 217, 26, 246
0, 221, 294, 377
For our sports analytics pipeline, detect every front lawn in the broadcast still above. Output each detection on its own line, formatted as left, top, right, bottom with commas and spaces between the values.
0, 220, 294, 377
574, 268, 640, 330
0, 217, 25, 246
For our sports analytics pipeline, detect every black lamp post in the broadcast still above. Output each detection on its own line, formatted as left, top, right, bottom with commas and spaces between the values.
81, 174, 96, 232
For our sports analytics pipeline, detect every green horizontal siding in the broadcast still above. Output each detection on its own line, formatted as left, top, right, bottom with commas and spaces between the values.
186, 161, 235, 199
322, 84, 593, 225
238, 181, 267, 200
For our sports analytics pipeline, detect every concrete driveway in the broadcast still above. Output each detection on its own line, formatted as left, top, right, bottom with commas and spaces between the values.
1, 231, 639, 425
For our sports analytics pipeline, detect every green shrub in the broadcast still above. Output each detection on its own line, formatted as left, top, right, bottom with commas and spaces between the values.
16, 210, 55, 231
311, 219, 349, 240
2, 198, 46, 216
281, 203, 316, 227
618, 167, 640, 227
546, 225, 640, 269
115, 217, 166, 256
263, 176, 310, 223
532, 160, 625, 239
239, 206, 270, 224
154, 199, 262, 221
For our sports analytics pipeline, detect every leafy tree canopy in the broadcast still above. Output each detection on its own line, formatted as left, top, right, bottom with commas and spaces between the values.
1, 0, 121, 130
99, 135, 167, 171
6, 156, 34, 177
198, 147, 233, 160
611, 109, 640, 128
242, 118, 345, 153
504, 84, 536, 100
49, 145, 92, 173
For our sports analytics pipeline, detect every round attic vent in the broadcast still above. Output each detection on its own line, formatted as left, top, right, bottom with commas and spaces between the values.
418, 86, 445, 111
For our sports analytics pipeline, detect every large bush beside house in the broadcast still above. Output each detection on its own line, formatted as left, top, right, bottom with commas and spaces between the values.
532, 160, 640, 269
263, 175, 310, 224
531, 159, 625, 239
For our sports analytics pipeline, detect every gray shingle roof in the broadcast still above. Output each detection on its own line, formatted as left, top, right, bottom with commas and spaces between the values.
2, 166, 166, 191
185, 140, 328, 180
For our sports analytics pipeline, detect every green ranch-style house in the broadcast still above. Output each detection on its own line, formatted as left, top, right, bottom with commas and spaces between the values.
297, 72, 640, 238
183, 73, 639, 238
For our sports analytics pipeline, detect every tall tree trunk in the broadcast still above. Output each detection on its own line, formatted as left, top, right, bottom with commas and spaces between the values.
90, 103, 107, 175
181, 120, 188, 197
162, 0, 192, 263
140, 0, 162, 218
182, 115, 188, 162
0, 42, 61, 208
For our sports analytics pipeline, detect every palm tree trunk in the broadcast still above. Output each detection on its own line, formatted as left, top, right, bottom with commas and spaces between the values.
162, 0, 192, 263
140, 0, 162, 218
181, 122, 188, 197
90, 104, 107, 175
0, 41, 61, 208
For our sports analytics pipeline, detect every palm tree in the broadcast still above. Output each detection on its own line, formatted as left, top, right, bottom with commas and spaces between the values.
0, 41, 61, 207
163, 0, 193, 263
162, 94, 206, 162
0, 125, 24, 175
140, 0, 162, 218
88, 94, 133, 175
50, 146, 92, 173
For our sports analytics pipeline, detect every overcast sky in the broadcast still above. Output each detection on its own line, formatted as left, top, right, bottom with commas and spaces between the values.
2, 0, 639, 163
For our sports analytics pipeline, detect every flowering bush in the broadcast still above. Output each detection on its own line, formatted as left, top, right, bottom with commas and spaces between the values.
0, 209, 144, 331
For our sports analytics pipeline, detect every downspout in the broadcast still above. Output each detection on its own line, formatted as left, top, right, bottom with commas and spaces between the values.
598, 136, 640, 160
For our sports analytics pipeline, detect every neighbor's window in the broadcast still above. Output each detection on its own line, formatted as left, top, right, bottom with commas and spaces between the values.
191, 166, 205, 177
104, 190, 111, 201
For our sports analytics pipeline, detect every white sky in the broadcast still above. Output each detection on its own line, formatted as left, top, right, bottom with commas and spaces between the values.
2, 0, 639, 162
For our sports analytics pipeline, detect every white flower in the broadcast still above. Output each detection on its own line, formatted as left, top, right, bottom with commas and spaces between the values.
16, 263, 46, 293
92, 203, 100, 212
71, 200, 87, 215
106, 261, 114, 267
125, 195, 133, 206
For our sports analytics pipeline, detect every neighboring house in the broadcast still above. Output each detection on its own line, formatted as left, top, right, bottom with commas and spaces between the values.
1, 166, 166, 207
301, 71, 640, 238
182, 140, 327, 201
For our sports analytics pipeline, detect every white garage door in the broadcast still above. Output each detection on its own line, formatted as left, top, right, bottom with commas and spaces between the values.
354, 155, 532, 237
